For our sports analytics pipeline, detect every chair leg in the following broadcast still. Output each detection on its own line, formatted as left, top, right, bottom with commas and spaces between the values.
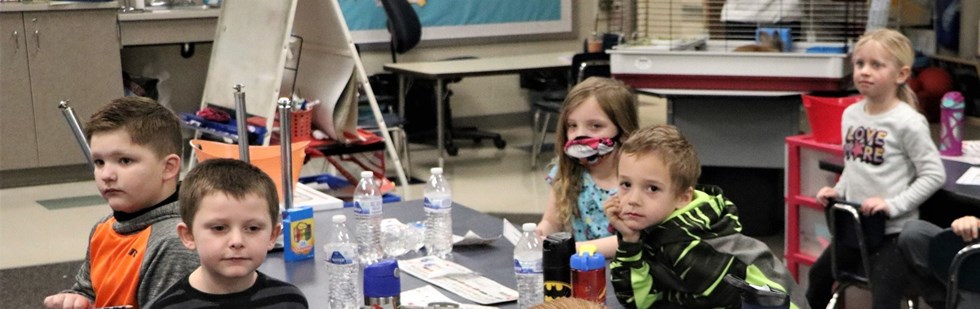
535, 113, 552, 167
399, 129, 412, 180
531, 109, 542, 168
827, 291, 841, 309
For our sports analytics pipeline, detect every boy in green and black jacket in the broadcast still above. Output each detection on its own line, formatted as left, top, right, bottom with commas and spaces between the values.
604, 125, 808, 309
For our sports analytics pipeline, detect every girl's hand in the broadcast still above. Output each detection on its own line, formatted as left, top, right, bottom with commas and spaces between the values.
815, 187, 838, 206
860, 197, 890, 216
951, 216, 980, 242
604, 196, 639, 243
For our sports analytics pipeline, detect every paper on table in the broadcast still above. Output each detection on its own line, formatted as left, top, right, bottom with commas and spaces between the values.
452, 231, 501, 246
399, 256, 518, 305
502, 219, 521, 246
400, 285, 498, 309
941, 140, 980, 165
955, 166, 980, 186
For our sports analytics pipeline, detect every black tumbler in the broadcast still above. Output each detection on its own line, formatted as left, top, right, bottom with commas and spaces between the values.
543, 232, 575, 301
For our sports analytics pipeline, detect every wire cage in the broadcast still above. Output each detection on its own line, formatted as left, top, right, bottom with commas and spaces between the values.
597, 0, 927, 52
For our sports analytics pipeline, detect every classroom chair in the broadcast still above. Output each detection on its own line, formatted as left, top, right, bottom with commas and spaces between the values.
529, 52, 611, 168
823, 200, 917, 309
379, 0, 505, 157
928, 228, 980, 309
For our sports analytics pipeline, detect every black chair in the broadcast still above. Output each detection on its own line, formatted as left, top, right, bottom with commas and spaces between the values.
928, 228, 980, 309
528, 52, 611, 167
824, 199, 890, 309
379, 0, 505, 156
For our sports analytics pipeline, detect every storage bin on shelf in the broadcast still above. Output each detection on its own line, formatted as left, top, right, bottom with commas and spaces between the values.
802, 95, 863, 144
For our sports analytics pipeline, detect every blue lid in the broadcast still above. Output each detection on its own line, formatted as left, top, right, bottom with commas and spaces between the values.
363, 259, 400, 297
570, 244, 605, 271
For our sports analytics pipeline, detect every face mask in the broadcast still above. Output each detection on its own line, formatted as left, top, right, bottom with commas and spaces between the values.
564, 136, 616, 165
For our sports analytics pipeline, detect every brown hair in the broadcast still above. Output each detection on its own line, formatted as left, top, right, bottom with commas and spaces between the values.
620, 125, 700, 196
553, 77, 638, 232
178, 159, 280, 228
853, 28, 917, 108
531, 298, 605, 309
84, 96, 183, 160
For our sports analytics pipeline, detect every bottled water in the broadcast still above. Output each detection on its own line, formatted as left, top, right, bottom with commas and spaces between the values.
353, 171, 383, 264
423, 167, 453, 259
514, 223, 544, 309
324, 215, 359, 309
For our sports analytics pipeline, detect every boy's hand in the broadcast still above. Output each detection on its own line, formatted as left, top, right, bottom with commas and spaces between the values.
860, 197, 890, 216
815, 187, 838, 206
604, 196, 640, 243
951, 216, 980, 242
43, 293, 92, 309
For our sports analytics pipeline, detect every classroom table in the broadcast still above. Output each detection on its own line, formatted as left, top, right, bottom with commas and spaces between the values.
383, 52, 572, 168
259, 200, 625, 308
920, 159, 980, 227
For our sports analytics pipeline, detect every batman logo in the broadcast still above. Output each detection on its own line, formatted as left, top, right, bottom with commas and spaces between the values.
543, 281, 571, 301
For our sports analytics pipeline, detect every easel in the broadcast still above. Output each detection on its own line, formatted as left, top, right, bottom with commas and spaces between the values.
198, 0, 409, 190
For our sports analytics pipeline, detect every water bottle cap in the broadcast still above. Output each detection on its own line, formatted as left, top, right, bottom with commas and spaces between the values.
430, 167, 443, 175
570, 244, 605, 271
360, 171, 374, 179
522, 223, 537, 232
332, 214, 346, 223
364, 259, 400, 297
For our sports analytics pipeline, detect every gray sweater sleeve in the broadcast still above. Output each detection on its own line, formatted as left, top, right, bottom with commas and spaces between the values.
884, 115, 945, 217
138, 217, 199, 308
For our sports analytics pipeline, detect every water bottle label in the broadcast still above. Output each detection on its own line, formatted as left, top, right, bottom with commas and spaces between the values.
353, 198, 382, 215
514, 258, 543, 274
328, 250, 353, 265
423, 196, 452, 211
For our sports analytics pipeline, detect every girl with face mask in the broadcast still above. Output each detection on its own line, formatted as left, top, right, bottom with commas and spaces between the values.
536, 77, 639, 258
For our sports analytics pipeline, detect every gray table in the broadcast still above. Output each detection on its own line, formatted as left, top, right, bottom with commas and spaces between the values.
260, 200, 624, 308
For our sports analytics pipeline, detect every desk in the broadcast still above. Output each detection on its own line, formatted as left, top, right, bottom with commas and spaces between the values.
921, 160, 980, 227
259, 200, 625, 308
383, 52, 571, 168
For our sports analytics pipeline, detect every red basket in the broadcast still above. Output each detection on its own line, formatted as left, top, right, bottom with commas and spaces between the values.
802, 95, 862, 144
290, 109, 314, 141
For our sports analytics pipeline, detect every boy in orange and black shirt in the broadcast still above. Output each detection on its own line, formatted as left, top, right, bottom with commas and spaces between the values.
43, 97, 198, 309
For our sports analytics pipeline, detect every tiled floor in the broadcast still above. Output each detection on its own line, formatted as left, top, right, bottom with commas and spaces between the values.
0, 95, 667, 270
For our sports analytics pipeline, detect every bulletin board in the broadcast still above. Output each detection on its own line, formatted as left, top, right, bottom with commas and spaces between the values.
339, 0, 572, 44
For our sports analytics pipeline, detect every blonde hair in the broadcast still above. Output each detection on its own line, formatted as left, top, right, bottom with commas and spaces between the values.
553, 77, 638, 233
179, 159, 280, 229
853, 28, 917, 108
85, 96, 183, 161
620, 125, 701, 197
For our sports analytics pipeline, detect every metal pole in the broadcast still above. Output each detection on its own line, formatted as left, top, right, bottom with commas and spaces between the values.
233, 84, 250, 163
58, 100, 93, 171
277, 98, 294, 210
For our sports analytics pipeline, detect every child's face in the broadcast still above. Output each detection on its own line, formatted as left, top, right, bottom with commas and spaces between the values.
852, 41, 909, 102
178, 192, 280, 282
615, 152, 692, 230
90, 129, 179, 213
566, 96, 618, 141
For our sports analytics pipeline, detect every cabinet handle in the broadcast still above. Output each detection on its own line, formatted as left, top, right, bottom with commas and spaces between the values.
33, 29, 39, 50
11, 30, 17, 51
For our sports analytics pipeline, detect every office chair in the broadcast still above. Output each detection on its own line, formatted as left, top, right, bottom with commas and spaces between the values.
529, 52, 611, 168
928, 228, 980, 309
379, 0, 505, 156
824, 199, 897, 309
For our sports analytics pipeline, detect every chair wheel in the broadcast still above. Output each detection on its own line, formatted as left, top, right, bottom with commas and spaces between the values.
446, 145, 459, 156
494, 138, 506, 149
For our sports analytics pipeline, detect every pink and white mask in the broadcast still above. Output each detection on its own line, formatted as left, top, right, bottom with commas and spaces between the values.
563, 136, 616, 165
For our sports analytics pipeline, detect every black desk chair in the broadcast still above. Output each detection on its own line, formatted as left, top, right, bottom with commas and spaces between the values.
928, 228, 980, 309
824, 200, 892, 309
379, 0, 505, 157
528, 52, 611, 168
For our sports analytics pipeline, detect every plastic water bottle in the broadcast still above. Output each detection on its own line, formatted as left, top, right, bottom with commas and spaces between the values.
423, 167, 453, 259
353, 171, 383, 264
324, 215, 359, 309
514, 223, 544, 309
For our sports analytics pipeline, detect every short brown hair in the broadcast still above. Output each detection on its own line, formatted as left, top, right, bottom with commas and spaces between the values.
179, 159, 280, 228
531, 298, 604, 309
84, 97, 183, 160
620, 125, 700, 196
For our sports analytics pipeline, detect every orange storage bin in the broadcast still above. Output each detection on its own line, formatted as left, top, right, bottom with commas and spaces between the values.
190, 139, 310, 202
802, 95, 862, 144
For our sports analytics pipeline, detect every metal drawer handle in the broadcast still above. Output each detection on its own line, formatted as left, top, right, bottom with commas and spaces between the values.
11, 30, 17, 50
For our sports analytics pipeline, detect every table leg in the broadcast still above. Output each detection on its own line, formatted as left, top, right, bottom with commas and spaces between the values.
398, 75, 406, 121
436, 79, 445, 168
